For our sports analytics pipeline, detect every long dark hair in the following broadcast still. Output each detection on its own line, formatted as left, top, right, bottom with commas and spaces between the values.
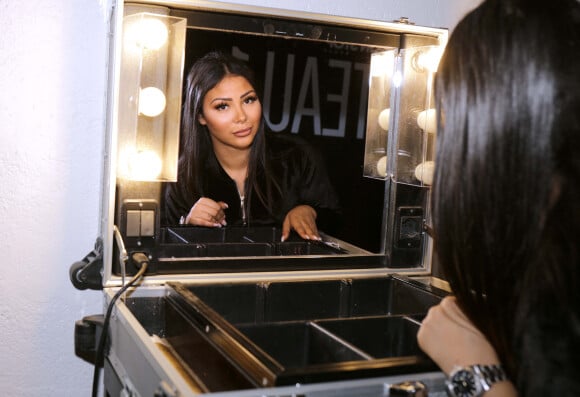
432, 0, 580, 391
179, 51, 281, 220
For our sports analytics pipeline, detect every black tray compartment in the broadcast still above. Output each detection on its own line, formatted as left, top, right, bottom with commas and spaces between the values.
121, 276, 445, 391
116, 226, 385, 276
316, 316, 423, 359
151, 276, 444, 388
160, 226, 347, 258
237, 321, 372, 367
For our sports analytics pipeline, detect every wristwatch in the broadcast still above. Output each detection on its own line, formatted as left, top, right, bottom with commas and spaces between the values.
446, 364, 507, 397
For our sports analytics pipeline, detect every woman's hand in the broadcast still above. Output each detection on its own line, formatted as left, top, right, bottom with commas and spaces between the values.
281, 205, 319, 242
417, 296, 500, 374
184, 197, 228, 227
418, 297, 518, 396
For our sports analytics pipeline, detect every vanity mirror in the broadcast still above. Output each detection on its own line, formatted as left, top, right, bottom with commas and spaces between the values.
105, 1, 445, 280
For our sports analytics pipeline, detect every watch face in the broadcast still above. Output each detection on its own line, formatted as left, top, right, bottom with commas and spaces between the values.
447, 369, 482, 397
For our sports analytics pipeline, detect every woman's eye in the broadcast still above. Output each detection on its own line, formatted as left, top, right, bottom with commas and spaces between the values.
244, 95, 258, 104
214, 102, 228, 111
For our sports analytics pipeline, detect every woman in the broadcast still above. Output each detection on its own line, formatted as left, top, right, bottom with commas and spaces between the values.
164, 51, 340, 242
417, 0, 580, 396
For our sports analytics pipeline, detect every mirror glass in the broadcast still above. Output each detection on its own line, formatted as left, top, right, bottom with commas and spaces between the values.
168, 8, 404, 252
112, 4, 442, 274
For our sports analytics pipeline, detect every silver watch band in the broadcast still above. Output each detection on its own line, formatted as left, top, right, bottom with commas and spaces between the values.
446, 364, 507, 397
472, 364, 507, 391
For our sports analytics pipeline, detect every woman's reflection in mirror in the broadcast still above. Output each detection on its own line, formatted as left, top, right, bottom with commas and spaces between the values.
163, 51, 341, 242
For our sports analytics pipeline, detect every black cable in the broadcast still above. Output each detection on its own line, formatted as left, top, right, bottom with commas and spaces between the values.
91, 252, 149, 397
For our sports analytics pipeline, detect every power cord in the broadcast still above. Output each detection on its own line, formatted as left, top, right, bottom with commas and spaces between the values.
91, 252, 149, 397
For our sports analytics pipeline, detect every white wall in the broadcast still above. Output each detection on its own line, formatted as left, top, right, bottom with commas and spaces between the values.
0, 0, 479, 395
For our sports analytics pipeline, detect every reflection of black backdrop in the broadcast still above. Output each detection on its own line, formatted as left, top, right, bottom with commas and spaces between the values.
177, 29, 385, 252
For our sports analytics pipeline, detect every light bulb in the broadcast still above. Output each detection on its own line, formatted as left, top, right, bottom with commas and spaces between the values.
414, 161, 435, 185
127, 150, 163, 180
415, 47, 442, 73
376, 156, 388, 177
125, 17, 169, 50
370, 52, 394, 77
139, 87, 166, 117
378, 108, 390, 131
417, 108, 437, 134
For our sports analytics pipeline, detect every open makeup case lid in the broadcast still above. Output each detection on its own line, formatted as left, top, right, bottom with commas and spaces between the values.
98, 0, 448, 288
72, 1, 452, 395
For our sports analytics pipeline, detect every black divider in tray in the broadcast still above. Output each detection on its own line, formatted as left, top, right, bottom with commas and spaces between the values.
150, 276, 444, 390
315, 316, 422, 359
234, 315, 425, 379
235, 321, 373, 368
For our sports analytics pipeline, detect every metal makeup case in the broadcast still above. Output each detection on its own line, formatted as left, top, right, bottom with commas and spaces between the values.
70, 1, 449, 396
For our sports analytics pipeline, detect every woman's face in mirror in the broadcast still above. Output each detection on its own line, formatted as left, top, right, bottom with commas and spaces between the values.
198, 74, 262, 151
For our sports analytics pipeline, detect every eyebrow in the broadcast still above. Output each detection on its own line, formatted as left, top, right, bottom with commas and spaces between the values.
209, 90, 256, 104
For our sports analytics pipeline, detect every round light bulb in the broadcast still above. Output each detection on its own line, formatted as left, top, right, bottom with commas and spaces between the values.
417, 108, 437, 134
125, 17, 169, 50
414, 161, 435, 185
139, 87, 166, 117
128, 150, 163, 180
416, 47, 442, 72
376, 155, 388, 177
370, 52, 394, 77
378, 108, 390, 131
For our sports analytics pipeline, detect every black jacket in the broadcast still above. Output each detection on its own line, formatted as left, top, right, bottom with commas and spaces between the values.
163, 132, 341, 234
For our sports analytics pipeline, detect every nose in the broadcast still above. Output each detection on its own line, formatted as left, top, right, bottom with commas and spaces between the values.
233, 104, 247, 123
